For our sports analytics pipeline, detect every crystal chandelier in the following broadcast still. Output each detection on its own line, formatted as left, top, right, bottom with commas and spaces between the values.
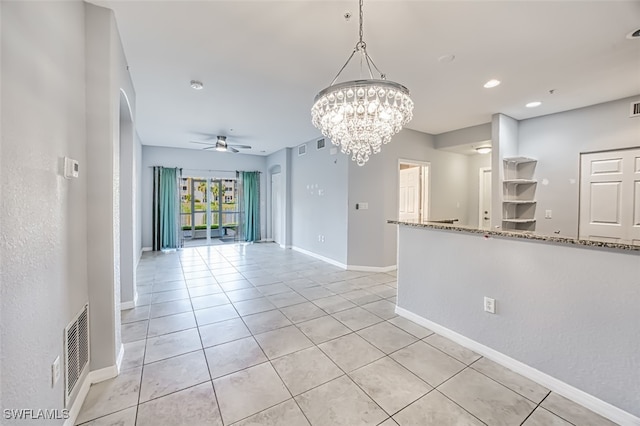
311, 0, 413, 166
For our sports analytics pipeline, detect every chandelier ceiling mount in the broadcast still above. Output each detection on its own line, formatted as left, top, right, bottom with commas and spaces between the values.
311, 0, 413, 166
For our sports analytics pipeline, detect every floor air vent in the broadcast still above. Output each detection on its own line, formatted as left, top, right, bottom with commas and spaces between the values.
65, 303, 89, 406
631, 101, 640, 118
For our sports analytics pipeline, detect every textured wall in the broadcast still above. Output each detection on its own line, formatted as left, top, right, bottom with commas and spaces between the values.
518, 96, 640, 238
347, 128, 471, 268
397, 225, 640, 417
465, 153, 492, 229
266, 148, 292, 246
290, 137, 349, 264
1, 1, 89, 421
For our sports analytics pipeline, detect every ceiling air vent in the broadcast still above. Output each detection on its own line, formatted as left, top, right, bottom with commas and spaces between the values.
317, 138, 326, 150
631, 101, 640, 118
298, 144, 307, 156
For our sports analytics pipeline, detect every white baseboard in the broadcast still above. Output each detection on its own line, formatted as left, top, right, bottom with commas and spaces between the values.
290, 246, 397, 273
291, 246, 347, 269
142, 246, 152, 252
116, 344, 125, 373
63, 364, 119, 426
395, 306, 640, 426
347, 264, 397, 273
120, 301, 135, 310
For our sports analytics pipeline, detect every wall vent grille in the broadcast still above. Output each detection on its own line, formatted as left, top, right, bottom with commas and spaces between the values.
316, 138, 326, 150
298, 144, 307, 156
65, 304, 89, 406
631, 101, 640, 118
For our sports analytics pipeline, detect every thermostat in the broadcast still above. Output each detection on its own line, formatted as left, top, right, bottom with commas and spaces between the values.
64, 157, 79, 179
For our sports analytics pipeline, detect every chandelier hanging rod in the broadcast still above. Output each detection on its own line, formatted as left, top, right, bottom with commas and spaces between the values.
310, 0, 414, 166
328, 0, 386, 86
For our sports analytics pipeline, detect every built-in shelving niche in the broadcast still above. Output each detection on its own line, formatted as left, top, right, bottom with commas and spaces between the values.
502, 157, 537, 232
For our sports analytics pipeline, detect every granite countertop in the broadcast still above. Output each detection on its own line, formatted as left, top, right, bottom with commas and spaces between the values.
387, 220, 640, 252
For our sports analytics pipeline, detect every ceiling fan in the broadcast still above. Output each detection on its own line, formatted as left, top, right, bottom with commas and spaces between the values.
189, 136, 251, 153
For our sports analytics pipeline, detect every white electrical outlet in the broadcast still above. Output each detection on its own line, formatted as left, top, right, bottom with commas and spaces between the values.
51, 356, 61, 387
484, 297, 496, 314
545, 209, 552, 219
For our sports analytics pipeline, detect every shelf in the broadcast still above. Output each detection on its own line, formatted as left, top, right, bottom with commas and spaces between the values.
502, 156, 537, 231
503, 157, 537, 164
503, 179, 537, 184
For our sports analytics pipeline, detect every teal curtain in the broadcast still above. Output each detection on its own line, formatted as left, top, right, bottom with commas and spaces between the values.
241, 171, 260, 242
153, 167, 181, 250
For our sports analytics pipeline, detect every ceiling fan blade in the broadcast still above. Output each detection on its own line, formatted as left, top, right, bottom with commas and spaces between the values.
190, 140, 215, 146
229, 144, 252, 150
202, 146, 216, 150
228, 146, 239, 153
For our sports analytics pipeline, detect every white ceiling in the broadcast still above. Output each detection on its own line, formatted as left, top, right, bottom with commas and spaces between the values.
91, 0, 640, 156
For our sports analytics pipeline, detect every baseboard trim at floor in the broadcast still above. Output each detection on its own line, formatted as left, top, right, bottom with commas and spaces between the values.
116, 344, 125, 373
120, 301, 135, 310
347, 264, 397, 273
63, 364, 119, 426
395, 306, 640, 426
291, 246, 347, 269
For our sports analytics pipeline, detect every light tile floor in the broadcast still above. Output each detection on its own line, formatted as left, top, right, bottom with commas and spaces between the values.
77, 243, 617, 426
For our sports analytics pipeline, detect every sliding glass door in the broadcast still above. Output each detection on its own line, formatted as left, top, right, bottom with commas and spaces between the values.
180, 177, 241, 242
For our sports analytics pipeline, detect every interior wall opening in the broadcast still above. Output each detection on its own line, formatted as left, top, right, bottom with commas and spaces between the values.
398, 160, 430, 223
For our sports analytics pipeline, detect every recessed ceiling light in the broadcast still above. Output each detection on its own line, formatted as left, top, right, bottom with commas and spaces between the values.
483, 79, 501, 88
190, 80, 204, 90
438, 54, 456, 63
475, 147, 492, 154
626, 28, 640, 39
526, 101, 542, 108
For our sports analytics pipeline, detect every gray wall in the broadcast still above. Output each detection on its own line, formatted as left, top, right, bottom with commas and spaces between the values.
397, 225, 640, 418
347, 128, 471, 268
86, 2, 136, 370
1, 0, 89, 418
290, 137, 349, 264
141, 146, 268, 248
266, 148, 292, 247
119, 94, 135, 305
466, 153, 492, 229
435, 122, 491, 149
134, 132, 143, 263
518, 96, 640, 238
491, 113, 520, 229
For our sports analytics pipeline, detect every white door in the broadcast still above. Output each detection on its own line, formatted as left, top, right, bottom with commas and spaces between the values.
579, 148, 640, 244
399, 166, 421, 222
271, 173, 282, 245
479, 168, 492, 229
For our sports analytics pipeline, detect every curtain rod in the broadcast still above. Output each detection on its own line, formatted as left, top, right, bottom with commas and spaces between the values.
148, 166, 261, 174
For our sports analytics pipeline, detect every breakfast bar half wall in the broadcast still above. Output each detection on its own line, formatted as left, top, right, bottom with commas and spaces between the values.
390, 220, 640, 425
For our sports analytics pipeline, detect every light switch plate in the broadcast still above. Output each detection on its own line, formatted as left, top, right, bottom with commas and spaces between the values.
484, 297, 496, 314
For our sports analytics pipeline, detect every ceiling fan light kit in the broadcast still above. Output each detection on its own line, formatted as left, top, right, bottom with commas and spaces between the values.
189, 136, 251, 154
311, 0, 413, 166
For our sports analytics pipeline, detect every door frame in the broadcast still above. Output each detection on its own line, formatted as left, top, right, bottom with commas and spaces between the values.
398, 159, 431, 222
479, 167, 492, 229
